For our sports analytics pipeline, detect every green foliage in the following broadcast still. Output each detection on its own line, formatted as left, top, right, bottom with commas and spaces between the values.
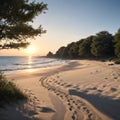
0, 0, 47, 49
114, 42, 120, 58
53, 29, 120, 60
55, 46, 66, 58
55, 42, 80, 59
68, 42, 79, 58
114, 29, 120, 42
91, 31, 114, 57
79, 36, 94, 58
54, 37, 94, 59
114, 29, 120, 58
114, 59, 120, 64
0, 72, 27, 106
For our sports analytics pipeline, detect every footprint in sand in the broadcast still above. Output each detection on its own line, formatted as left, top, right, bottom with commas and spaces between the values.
88, 113, 93, 120
102, 85, 106, 88
28, 110, 38, 116
69, 106, 73, 111
114, 76, 118, 79
41, 75, 102, 120
72, 114, 76, 120
73, 111, 78, 119
56, 75, 60, 78
110, 87, 117, 92
40, 107, 55, 113
91, 87, 97, 90
97, 89, 103, 93
65, 84, 73, 88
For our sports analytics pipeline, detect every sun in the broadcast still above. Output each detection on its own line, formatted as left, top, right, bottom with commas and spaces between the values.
25, 45, 36, 55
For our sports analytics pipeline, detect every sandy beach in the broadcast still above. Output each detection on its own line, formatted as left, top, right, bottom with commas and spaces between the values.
0, 60, 120, 120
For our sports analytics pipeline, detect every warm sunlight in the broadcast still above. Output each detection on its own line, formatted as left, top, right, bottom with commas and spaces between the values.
25, 45, 36, 55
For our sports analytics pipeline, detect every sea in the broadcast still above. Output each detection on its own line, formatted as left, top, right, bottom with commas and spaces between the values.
0, 56, 65, 73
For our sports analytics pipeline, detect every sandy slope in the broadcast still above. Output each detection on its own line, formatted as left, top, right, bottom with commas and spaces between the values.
0, 60, 120, 120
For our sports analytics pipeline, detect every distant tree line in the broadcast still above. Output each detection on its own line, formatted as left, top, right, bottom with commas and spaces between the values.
47, 29, 120, 60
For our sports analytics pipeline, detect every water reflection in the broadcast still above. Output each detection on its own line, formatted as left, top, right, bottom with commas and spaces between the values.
27, 56, 33, 72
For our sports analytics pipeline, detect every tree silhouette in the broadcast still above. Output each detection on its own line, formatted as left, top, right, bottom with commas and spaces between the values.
0, 0, 47, 49
91, 31, 114, 57
114, 29, 120, 58
79, 36, 94, 58
55, 46, 66, 58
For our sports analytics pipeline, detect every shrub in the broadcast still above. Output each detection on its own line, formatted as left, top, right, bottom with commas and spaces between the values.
114, 59, 120, 64
0, 72, 27, 106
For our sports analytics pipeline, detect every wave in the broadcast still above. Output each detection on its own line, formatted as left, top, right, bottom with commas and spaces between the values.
13, 59, 58, 66
1, 63, 61, 72
0, 57, 65, 73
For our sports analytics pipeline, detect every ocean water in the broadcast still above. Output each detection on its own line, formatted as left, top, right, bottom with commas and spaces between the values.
0, 56, 65, 73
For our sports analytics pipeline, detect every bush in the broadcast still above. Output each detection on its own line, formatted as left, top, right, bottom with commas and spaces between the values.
114, 59, 120, 64
0, 72, 27, 106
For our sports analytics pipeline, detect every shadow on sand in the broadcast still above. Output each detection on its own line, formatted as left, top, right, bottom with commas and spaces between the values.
40, 107, 55, 113
69, 89, 120, 120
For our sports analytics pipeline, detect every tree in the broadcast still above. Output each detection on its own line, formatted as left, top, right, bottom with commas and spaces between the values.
79, 36, 94, 58
68, 42, 79, 58
0, 0, 47, 49
114, 29, 120, 58
91, 31, 114, 57
55, 46, 66, 58
59, 43, 77, 58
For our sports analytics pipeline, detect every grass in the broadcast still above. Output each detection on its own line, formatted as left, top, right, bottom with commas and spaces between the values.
0, 72, 27, 106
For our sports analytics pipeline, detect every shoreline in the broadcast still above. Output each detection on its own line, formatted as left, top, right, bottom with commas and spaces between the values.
0, 60, 120, 120
0, 56, 66, 75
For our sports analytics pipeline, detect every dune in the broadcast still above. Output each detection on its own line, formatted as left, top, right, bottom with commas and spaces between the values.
0, 60, 120, 120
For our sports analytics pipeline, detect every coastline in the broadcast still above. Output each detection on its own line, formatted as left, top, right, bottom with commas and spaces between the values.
0, 60, 120, 120
0, 56, 65, 74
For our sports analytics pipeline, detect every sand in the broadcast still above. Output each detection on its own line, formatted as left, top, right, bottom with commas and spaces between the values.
0, 60, 120, 120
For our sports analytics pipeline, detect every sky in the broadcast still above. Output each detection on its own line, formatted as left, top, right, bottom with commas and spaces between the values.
1, 0, 120, 56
